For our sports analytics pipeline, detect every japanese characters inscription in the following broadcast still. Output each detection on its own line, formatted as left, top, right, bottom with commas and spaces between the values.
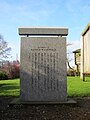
29, 47, 59, 92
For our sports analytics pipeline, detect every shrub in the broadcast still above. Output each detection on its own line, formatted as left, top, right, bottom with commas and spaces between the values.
0, 71, 8, 80
67, 69, 75, 76
10, 64, 20, 79
0, 60, 20, 79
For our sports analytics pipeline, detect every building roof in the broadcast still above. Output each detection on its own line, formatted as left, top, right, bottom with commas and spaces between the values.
82, 23, 90, 36
73, 49, 81, 53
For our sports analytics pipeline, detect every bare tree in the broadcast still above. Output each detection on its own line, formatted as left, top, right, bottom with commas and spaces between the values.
67, 43, 74, 70
0, 35, 11, 60
67, 52, 73, 70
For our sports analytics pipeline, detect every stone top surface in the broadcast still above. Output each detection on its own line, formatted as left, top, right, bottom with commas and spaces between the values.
18, 27, 68, 36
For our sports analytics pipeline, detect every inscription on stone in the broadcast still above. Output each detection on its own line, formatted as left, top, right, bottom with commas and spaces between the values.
29, 47, 59, 92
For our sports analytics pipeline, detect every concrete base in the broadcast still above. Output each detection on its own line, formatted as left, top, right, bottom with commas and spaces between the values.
10, 98, 77, 105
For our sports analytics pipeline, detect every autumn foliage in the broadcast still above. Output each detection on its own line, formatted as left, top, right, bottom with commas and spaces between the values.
0, 60, 20, 79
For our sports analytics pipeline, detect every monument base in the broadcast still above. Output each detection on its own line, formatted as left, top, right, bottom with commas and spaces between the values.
10, 98, 77, 105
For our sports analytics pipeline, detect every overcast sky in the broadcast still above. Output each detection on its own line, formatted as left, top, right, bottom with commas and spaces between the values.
0, 0, 90, 63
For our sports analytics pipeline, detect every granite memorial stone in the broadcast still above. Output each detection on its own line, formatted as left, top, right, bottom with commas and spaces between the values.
19, 27, 68, 102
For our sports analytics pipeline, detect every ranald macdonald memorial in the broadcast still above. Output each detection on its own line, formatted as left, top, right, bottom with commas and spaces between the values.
19, 27, 68, 103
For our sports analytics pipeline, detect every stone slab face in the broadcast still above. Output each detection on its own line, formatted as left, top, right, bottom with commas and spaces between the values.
20, 36, 67, 102
19, 27, 68, 36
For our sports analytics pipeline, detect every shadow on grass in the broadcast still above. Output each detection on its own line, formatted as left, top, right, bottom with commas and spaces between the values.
0, 84, 6, 87
0, 85, 19, 90
84, 81, 90, 82
84, 78, 90, 82
0, 82, 20, 97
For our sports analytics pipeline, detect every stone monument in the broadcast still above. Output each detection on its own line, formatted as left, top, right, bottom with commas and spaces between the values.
19, 27, 68, 102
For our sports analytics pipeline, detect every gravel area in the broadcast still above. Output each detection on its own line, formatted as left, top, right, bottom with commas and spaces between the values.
0, 96, 90, 120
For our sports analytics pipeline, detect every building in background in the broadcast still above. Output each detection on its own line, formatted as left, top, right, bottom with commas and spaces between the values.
81, 23, 90, 79
73, 49, 81, 76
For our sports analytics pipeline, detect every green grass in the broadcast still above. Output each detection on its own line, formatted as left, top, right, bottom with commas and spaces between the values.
0, 77, 90, 97
0, 79, 20, 96
67, 76, 90, 97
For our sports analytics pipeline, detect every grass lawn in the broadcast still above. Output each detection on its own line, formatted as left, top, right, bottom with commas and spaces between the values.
0, 77, 90, 97
67, 76, 90, 97
0, 79, 20, 96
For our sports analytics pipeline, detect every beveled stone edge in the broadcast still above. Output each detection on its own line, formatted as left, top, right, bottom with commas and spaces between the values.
18, 27, 68, 36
